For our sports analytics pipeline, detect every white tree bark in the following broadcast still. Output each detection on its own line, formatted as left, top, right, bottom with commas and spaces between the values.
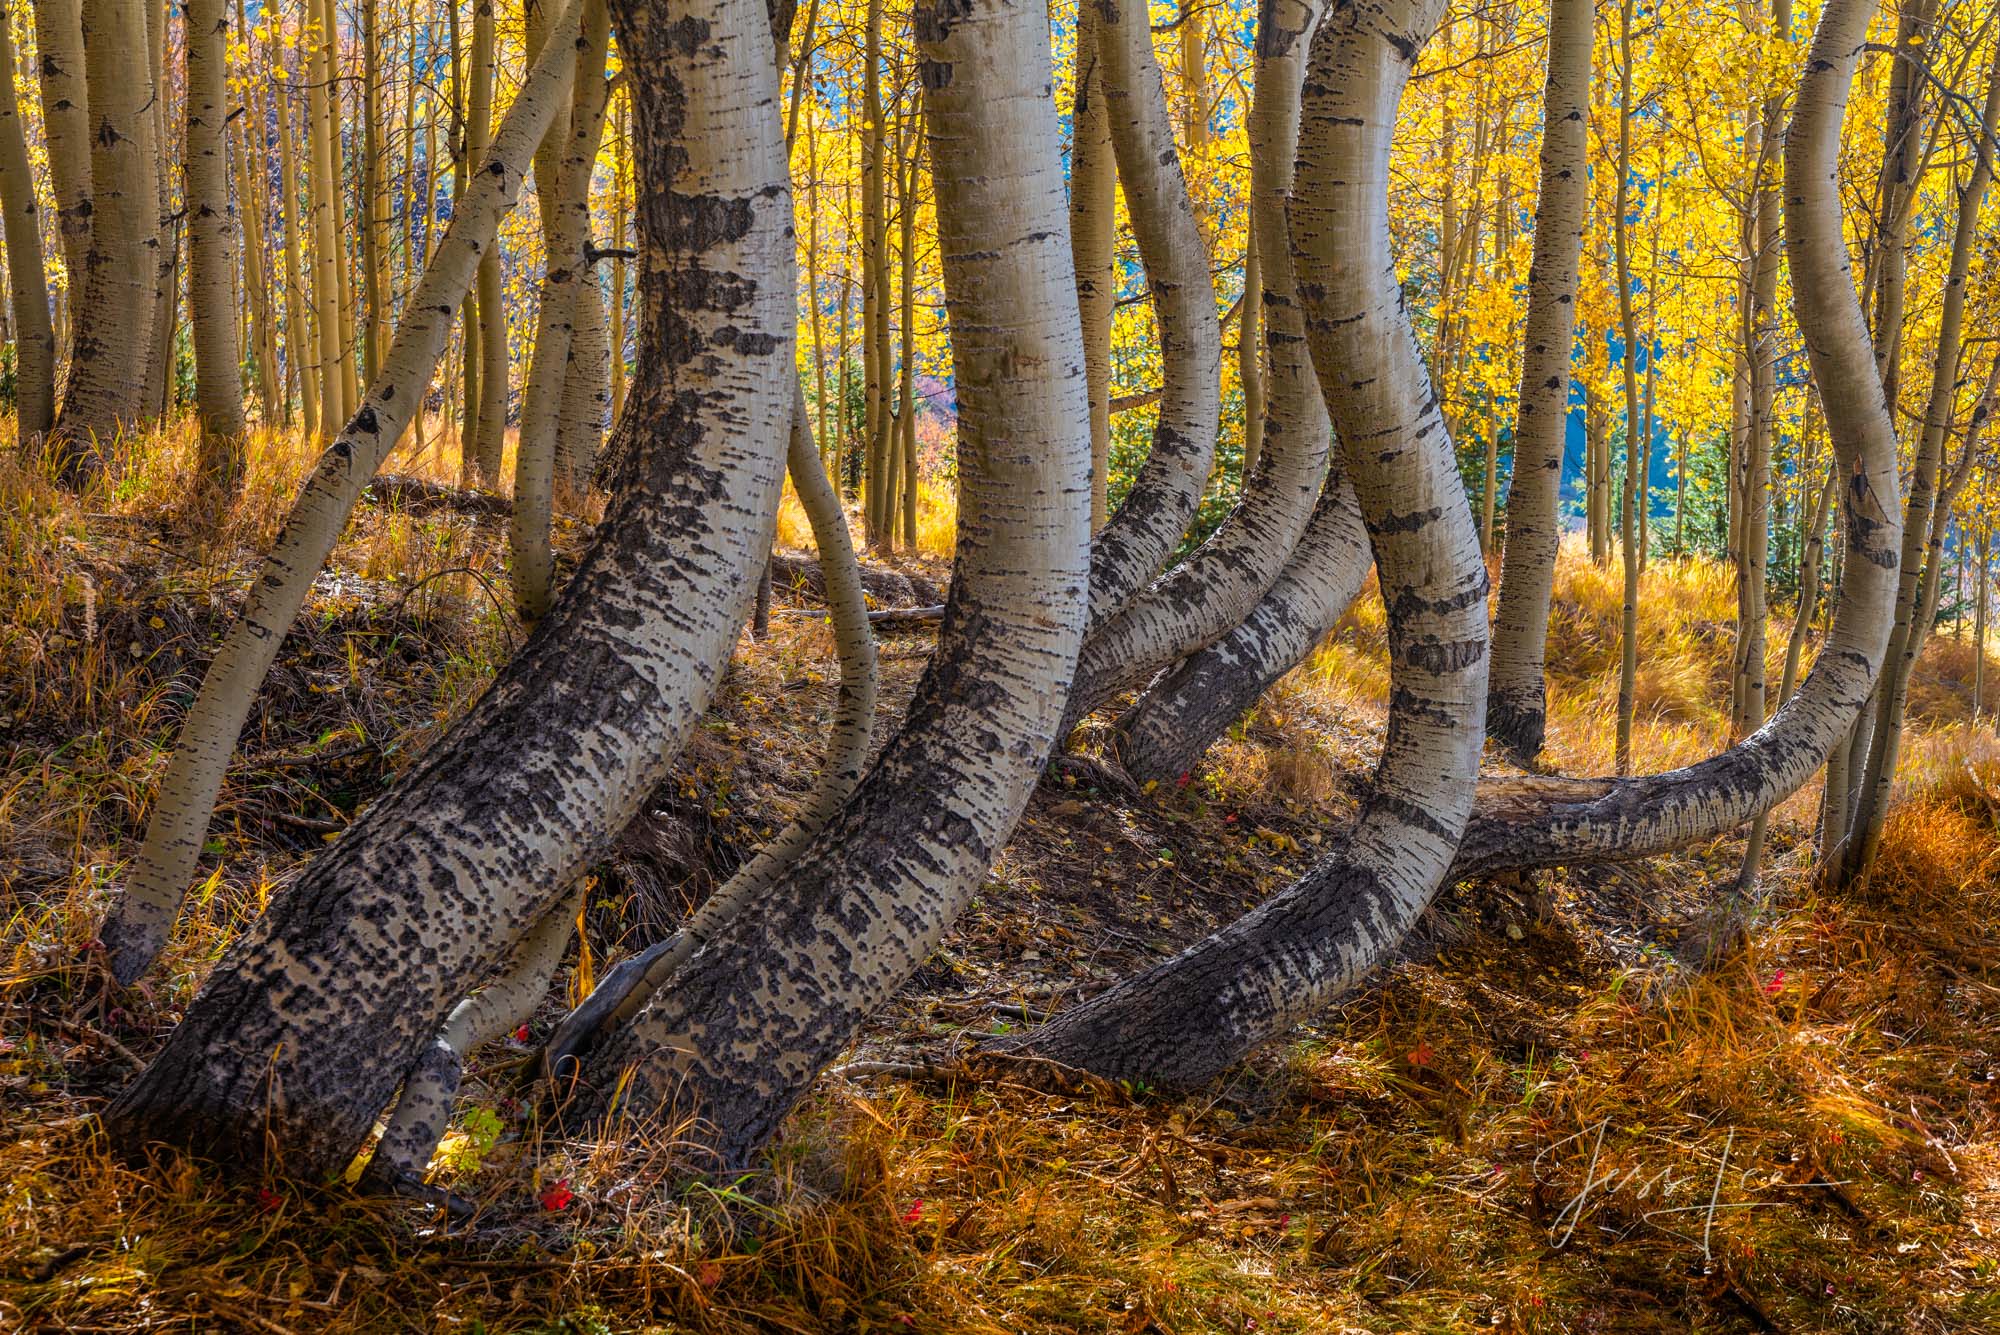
511, 0, 613, 619
577, 0, 1094, 1165
100, 1, 588, 986
1080, 0, 1222, 628
1016, 0, 1489, 1086
1485, 0, 1590, 760
0, 2, 55, 438
1057, 0, 1330, 734
186, 0, 248, 495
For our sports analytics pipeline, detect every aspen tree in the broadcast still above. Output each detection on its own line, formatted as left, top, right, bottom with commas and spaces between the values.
1841, 43, 2000, 882
1446, 0, 1902, 885
51, 0, 161, 474
0, 1, 55, 439
307, 0, 346, 436
185, 0, 248, 500
1019, 0, 1490, 1085
361, 0, 390, 382
107, 0, 787, 1175
1485, 0, 1592, 761
31, 0, 90, 299
1612, 0, 1641, 776
273, 18, 318, 436
467, 0, 508, 485
575, 0, 1092, 1163
1057, 0, 1328, 736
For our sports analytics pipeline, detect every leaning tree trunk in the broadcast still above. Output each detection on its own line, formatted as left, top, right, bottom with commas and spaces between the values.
0, 3, 55, 440
105, 0, 794, 1177
1442, 0, 1902, 884
1079, 0, 1222, 629
536, 384, 878, 1076
51, 0, 160, 475
185, 0, 248, 503
1484, 0, 1591, 762
572, 0, 1094, 1167
1013, 0, 1490, 1087
1055, 0, 1330, 738
511, 0, 613, 620
98, 2, 589, 987
1112, 470, 1372, 785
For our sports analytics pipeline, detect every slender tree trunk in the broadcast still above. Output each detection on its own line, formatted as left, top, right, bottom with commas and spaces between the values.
274, 18, 317, 436
360, 0, 389, 383
185, 0, 248, 502
896, 92, 919, 548
32, 0, 91, 306
308, 0, 346, 437
609, 97, 628, 426
1485, 0, 1591, 760
1867, 0, 1939, 405
1611, 0, 1642, 775
100, 4, 589, 986
1018, 0, 1489, 1086
0, 2, 55, 439
576, 0, 1092, 1165
1080, 0, 1222, 628
513, 0, 612, 618
1446, 0, 1902, 886
50, 0, 160, 475
860, 0, 888, 544
1059, 0, 1328, 736
467, 0, 508, 485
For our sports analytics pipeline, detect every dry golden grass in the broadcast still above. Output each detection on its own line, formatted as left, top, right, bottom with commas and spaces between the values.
7, 430, 2000, 1333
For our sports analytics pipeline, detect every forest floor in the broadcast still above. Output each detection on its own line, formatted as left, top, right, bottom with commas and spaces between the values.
4, 431, 2000, 1333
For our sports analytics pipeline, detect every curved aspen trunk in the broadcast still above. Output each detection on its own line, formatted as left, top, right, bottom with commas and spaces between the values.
1056, 0, 1330, 736
105, 0, 793, 1177
537, 384, 879, 1073
52, 0, 160, 472
1015, 0, 1490, 1088
1841, 44, 1999, 882
32, 0, 91, 296
0, 6, 55, 439
578, 0, 1093, 1166
99, 4, 587, 987
1070, 4, 1115, 531
1445, 0, 1902, 884
1081, 0, 1222, 629
185, 0, 248, 499
1485, 0, 1590, 761
511, 0, 612, 619
1113, 472, 1371, 785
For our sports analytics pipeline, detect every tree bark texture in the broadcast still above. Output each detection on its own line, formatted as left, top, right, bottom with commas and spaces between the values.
1015, 0, 1490, 1088
1080, 0, 1223, 630
1057, 0, 1330, 737
579, 0, 1094, 1166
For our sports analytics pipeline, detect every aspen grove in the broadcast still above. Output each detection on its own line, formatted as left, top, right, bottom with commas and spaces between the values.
5, 0, 2000, 1326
